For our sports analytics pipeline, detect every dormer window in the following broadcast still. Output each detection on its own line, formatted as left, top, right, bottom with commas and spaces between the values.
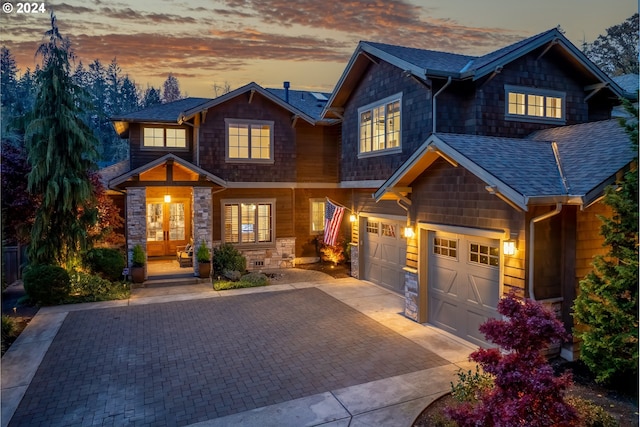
505, 85, 565, 123
358, 93, 402, 157
143, 127, 187, 149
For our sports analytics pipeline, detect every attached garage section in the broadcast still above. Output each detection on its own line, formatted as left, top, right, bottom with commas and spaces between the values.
427, 230, 501, 348
362, 216, 407, 294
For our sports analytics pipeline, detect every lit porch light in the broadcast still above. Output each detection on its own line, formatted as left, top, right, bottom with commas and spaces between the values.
403, 227, 415, 239
349, 213, 357, 223
503, 240, 516, 256
164, 194, 171, 203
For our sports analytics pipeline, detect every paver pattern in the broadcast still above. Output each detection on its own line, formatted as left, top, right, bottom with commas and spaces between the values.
10, 288, 448, 426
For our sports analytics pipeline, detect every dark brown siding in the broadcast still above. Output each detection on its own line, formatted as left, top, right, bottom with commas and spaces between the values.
340, 60, 432, 182
409, 159, 527, 294
296, 123, 340, 183
199, 92, 297, 182
129, 123, 195, 170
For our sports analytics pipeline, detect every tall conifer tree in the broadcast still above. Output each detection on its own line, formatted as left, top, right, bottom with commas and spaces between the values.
25, 13, 98, 266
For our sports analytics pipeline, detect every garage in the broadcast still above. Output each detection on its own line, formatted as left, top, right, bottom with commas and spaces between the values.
362, 217, 407, 294
427, 231, 500, 348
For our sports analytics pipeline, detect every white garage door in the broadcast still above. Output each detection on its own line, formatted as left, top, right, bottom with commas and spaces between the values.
428, 231, 500, 348
362, 217, 407, 294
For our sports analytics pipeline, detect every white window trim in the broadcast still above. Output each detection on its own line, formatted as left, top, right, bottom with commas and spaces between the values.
504, 85, 566, 124
225, 119, 275, 164
221, 198, 276, 247
141, 126, 188, 150
357, 93, 402, 158
309, 198, 325, 235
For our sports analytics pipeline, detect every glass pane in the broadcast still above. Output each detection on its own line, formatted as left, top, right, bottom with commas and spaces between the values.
311, 201, 325, 232
360, 110, 372, 153
166, 128, 186, 148
228, 124, 249, 159
257, 204, 271, 242
527, 95, 544, 116
250, 124, 271, 159
143, 128, 164, 147
386, 101, 400, 148
546, 96, 562, 118
508, 93, 525, 115
241, 203, 256, 243
224, 204, 239, 243
146, 203, 163, 241
168, 203, 185, 240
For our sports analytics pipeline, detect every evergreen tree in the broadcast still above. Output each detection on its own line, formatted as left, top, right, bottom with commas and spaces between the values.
25, 13, 98, 266
583, 13, 639, 76
1, 46, 18, 109
162, 73, 182, 103
573, 100, 639, 387
142, 85, 162, 107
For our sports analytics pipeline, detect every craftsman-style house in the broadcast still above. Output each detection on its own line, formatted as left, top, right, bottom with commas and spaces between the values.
106, 82, 348, 277
106, 28, 636, 356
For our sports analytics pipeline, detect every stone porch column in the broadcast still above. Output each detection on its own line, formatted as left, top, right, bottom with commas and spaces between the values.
192, 187, 213, 275
126, 187, 147, 279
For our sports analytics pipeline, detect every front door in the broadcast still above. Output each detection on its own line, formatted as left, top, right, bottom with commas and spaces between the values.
146, 199, 190, 256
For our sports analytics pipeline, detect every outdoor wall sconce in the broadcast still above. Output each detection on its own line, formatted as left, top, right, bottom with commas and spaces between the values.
164, 194, 171, 203
503, 239, 517, 256
349, 213, 357, 223
403, 226, 415, 239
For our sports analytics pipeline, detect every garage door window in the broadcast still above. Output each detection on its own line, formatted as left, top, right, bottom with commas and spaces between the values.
433, 237, 457, 259
366, 220, 379, 234
381, 223, 396, 238
469, 243, 499, 267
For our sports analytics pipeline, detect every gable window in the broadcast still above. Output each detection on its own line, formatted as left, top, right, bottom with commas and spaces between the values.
310, 199, 326, 234
505, 85, 565, 123
358, 93, 402, 157
225, 119, 274, 163
143, 127, 187, 148
223, 199, 274, 245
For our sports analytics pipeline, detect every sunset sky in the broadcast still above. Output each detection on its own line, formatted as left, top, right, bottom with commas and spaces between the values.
1, 0, 637, 97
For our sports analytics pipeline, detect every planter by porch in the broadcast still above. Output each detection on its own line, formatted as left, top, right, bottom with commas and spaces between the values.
198, 262, 211, 278
131, 266, 145, 283
131, 244, 146, 283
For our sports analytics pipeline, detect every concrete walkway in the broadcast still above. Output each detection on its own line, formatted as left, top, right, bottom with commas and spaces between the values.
1, 272, 476, 427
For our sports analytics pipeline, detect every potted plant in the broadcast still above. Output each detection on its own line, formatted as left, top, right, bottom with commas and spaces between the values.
196, 240, 211, 278
131, 244, 145, 283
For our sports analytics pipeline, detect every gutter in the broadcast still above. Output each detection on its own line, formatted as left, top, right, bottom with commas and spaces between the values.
528, 202, 562, 300
432, 77, 452, 134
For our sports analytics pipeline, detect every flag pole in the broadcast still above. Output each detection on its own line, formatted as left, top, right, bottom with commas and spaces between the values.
325, 197, 354, 213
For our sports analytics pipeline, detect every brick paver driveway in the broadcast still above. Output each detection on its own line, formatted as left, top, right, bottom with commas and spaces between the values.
10, 288, 448, 426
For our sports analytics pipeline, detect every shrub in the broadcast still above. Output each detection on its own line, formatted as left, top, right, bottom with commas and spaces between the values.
566, 397, 618, 427
1, 315, 16, 342
223, 270, 242, 281
445, 292, 578, 427
320, 239, 346, 265
82, 248, 125, 281
196, 240, 211, 263
68, 272, 130, 302
132, 244, 145, 267
23, 264, 71, 305
213, 272, 270, 291
450, 365, 494, 404
212, 243, 246, 275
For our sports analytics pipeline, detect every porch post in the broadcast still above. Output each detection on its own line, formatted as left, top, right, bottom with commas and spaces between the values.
193, 187, 213, 275
126, 187, 147, 279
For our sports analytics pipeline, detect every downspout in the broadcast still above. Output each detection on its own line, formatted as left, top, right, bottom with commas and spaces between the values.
528, 203, 562, 300
432, 76, 452, 134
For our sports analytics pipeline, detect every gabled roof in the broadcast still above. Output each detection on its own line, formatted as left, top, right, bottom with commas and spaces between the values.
111, 98, 210, 123
108, 153, 227, 189
266, 88, 335, 123
374, 120, 635, 210
324, 28, 626, 118
179, 82, 317, 125
612, 74, 639, 99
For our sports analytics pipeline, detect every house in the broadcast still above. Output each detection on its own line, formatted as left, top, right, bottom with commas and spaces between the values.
107, 82, 348, 278
322, 28, 636, 356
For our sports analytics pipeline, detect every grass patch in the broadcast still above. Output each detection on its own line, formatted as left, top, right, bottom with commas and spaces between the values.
213, 272, 269, 291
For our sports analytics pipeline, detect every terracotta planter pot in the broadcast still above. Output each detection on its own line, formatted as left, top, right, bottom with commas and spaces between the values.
131, 266, 145, 283
198, 262, 211, 278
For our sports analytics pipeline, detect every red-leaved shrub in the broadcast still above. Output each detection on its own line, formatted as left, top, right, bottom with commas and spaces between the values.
446, 292, 578, 426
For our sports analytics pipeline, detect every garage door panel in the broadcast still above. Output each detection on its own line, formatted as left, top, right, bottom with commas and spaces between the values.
430, 298, 459, 334
431, 266, 458, 296
468, 273, 500, 310
366, 241, 380, 258
465, 310, 492, 346
381, 242, 402, 264
362, 218, 407, 295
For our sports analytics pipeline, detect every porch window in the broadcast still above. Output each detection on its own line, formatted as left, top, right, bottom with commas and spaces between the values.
310, 199, 325, 234
223, 200, 274, 245
225, 119, 274, 163
358, 93, 402, 157
505, 85, 565, 123
143, 127, 187, 148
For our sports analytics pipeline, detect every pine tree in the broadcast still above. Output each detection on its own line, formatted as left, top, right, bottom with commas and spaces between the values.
25, 13, 98, 267
573, 100, 639, 387
162, 73, 182, 103
142, 85, 162, 107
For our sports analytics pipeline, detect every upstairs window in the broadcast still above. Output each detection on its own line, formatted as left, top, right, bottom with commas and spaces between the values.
225, 119, 274, 163
505, 85, 565, 123
143, 127, 187, 148
358, 93, 402, 157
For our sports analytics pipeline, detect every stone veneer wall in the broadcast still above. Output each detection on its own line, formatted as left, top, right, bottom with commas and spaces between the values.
350, 243, 359, 279
404, 269, 419, 322
212, 238, 296, 272
193, 187, 213, 275
126, 187, 147, 279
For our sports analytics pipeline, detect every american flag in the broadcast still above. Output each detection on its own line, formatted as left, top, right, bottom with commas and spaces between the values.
324, 199, 345, 246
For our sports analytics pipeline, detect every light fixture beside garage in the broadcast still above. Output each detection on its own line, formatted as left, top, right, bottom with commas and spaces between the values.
349, 213, 357, 222
503, 239, 517, 256
403, 226, 415, 238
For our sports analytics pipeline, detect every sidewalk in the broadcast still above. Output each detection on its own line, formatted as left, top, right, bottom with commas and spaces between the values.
1, 272, 476, 427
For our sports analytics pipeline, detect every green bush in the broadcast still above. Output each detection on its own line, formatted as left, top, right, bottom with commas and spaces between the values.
1, 315, 16, 341
132, 244, 145, 267
212, 243, 246, 275
23, 264, 71, 305
68, 272, 130, 302
82, 248, 125, 281
450, 365, 494, 403
213, 272, 269, 291
567, 397, 618, 427
223, 270, 242, 281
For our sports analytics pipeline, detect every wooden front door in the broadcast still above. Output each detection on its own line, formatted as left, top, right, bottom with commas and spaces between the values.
146, 199, 190, 257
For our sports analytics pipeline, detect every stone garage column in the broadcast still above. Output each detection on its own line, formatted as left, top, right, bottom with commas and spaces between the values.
192, 187, 213, 275
126, 187, 147, 279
